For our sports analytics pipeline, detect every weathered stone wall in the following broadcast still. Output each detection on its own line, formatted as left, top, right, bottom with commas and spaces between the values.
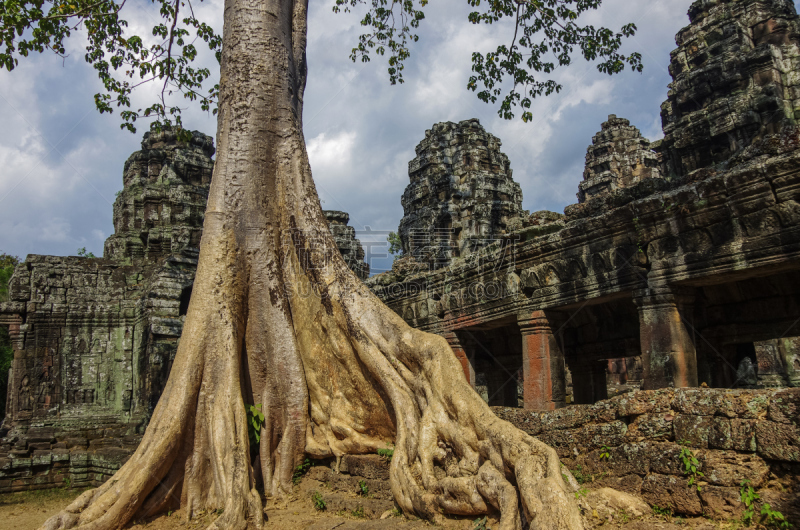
398, 118, 525, 270
494, 387, 800, 518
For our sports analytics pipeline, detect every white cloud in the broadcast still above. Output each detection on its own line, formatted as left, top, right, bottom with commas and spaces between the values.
308, 130, 357, 170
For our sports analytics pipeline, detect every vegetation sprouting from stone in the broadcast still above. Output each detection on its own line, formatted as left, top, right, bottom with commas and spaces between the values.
0, 252, 19, 302
472, 516, 489, 530
740, 480, 790, 529
377, 445, 394, 462
678, 441, 703, 492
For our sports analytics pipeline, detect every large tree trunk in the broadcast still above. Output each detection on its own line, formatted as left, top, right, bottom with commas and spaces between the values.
40, 0, 583, 528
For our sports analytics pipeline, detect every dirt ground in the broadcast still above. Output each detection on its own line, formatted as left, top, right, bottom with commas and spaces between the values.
0, 480, 758, 530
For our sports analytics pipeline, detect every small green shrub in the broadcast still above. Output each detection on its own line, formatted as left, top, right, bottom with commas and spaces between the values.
740, 480, 790, 528
741, 479, 759, 526
293, 458, 313, 484
678, 442, 703, 492
76, 247, 96, 258
358, 479, 369, 497
472, 516, 488, 530
653, 505, 673, 520
351, 505, 365, 518
246, 404, 265, 454
311, 491, 326, 511
599, 445, 611, 460
761, 503, 790, 528
377, 445, 394, 462
572, 464, 592, 484
574, 488, 588, 499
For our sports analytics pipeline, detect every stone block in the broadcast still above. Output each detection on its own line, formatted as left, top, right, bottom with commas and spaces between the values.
708, 417, 732, 449
729, 419, 758, 452
594, 474, 644, 496
768, 388, 800, 424
575, 442, 650, 477
64, 438, 88, 449
24, 427, 55, 443
538, 422, 627, 457
539, 405, 591, 431
700, 485, 744, 517
756, 421, 800, 461
641, 473, 703, 515
10, 458, 31, 469
674, 415, 713, 448
31, 453, 52, 466
671, 389, 736, 417
340, 455, 390, 481
702, 451, 769, 487
625, 413, 674, 441
645, 442, 686, 476
51, 451, 70, 463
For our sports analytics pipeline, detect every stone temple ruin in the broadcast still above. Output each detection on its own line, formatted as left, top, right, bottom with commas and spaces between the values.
0, 130, 370, 492
369, 0, 800, 409
1, 0, 800, 514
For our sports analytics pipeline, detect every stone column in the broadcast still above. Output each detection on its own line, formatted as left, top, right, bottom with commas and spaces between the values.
517, 311, 566, 410
444, 331, 475, 386
634, 288, 698, 390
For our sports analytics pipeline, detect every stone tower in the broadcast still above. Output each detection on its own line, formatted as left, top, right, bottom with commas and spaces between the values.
324, 211, 369, 280
103, 129, 214, 262
398, 119, 524, 270
659, 0, 800, 176
578, 115, 662, 203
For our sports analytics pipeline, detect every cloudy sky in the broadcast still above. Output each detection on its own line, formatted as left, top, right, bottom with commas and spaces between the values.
0, 0, 722, 273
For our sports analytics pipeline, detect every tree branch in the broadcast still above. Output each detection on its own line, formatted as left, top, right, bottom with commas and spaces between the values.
39, 0, 126, 22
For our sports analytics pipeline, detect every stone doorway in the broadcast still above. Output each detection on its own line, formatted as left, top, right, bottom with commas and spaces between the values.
455, 322, 523, 407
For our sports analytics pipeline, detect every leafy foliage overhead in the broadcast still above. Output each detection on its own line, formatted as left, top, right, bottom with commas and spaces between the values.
0, 0, 221, 134
0, 0, 640, 128
338, 0, 642, 121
